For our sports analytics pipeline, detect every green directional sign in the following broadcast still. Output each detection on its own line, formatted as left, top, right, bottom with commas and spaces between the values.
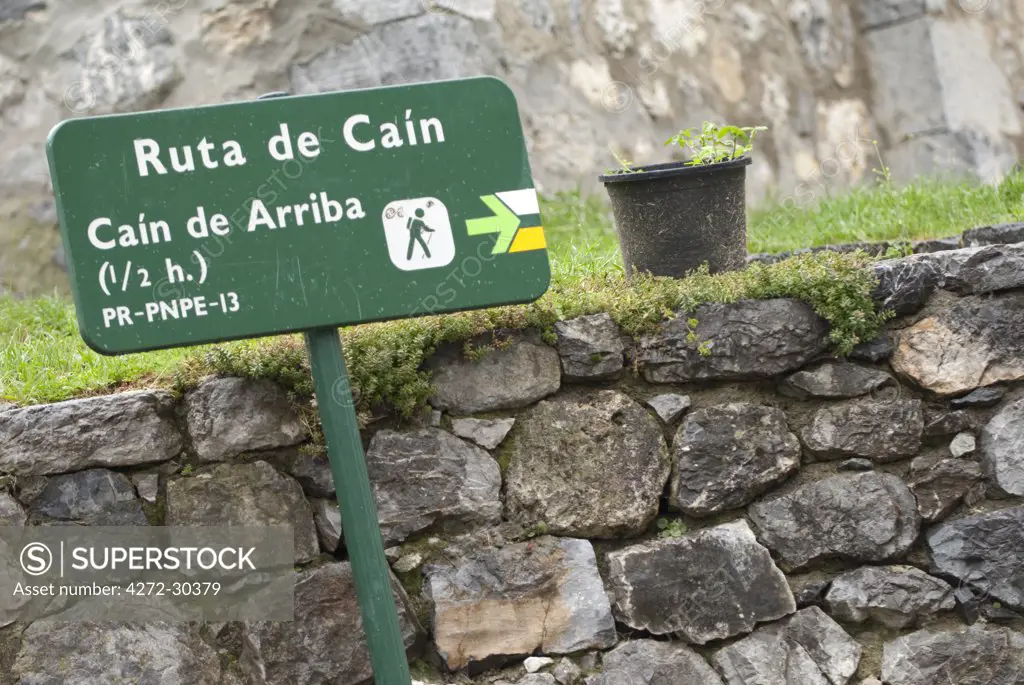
48, 80, 550, 685
46, 76, 550, 355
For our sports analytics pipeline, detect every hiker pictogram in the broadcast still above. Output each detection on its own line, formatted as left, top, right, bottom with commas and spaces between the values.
406, 207, 436, 260
382, 197, 455, 271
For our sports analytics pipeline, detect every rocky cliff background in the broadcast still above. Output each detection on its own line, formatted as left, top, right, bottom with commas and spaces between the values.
2, 0, 1024, 295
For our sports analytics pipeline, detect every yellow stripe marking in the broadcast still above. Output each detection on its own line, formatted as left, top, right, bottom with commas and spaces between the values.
508, 226, 546, 253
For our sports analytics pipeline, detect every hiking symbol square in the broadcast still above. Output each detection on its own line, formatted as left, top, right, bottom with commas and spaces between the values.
381, 197, 455, 271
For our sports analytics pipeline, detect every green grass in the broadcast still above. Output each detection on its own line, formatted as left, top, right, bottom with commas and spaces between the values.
541, 190, 621, 262
748, 171, 1024, 254
3, 171, 1022, 410
0, 297, 192, 404
542, 170, 1024, 259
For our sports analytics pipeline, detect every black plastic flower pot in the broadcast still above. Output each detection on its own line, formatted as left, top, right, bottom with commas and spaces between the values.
598, 156, 751, 278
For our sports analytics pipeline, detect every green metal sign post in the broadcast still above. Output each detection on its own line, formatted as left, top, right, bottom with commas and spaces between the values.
46, 77, 550, 685
305, 326, 411, 684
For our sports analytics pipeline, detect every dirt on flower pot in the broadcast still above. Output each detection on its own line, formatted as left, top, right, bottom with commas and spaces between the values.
599, 156, 751, 278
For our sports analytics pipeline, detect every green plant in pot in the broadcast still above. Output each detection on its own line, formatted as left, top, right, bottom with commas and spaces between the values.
599, 122, 767, 278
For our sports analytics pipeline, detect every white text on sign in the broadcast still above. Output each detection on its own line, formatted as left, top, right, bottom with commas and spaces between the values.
101, 292, 240, 329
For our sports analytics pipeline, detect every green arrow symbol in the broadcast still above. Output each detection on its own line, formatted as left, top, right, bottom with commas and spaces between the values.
466, 194, 521, 254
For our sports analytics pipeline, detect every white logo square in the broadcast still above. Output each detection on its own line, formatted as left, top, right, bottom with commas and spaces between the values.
381, 197, 456, 271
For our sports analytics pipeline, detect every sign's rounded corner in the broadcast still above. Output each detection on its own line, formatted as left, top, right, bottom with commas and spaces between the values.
45, 118, 74, 154
528, 265, 552, 302
477, 75, 518, 103
78, 328, 120, 357
477, 74, 511, 88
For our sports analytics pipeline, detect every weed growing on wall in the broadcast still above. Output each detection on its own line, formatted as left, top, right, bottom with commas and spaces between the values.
168, 249, 886, 418
656, 518, 688, 539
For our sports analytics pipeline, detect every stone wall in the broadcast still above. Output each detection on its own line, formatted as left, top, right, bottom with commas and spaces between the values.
3, 0, 1024, 295
3, 239, 1024, 683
